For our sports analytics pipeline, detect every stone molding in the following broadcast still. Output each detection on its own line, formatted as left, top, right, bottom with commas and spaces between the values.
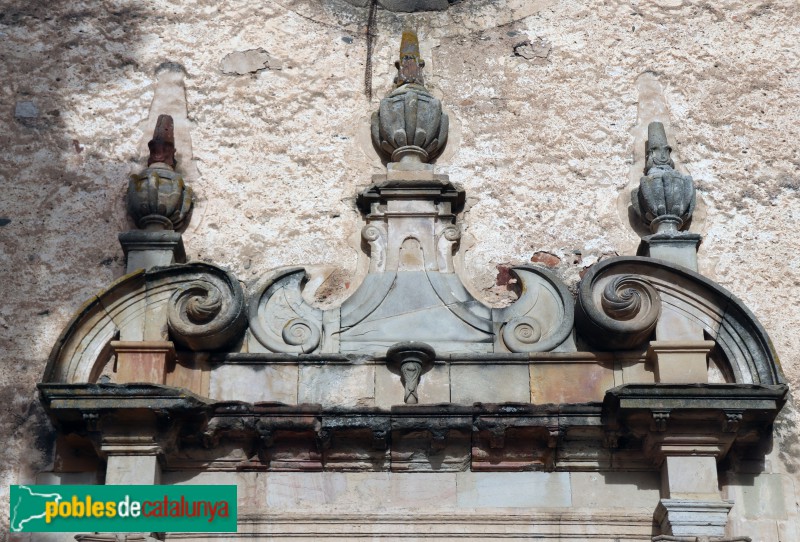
38, 383, 786, 474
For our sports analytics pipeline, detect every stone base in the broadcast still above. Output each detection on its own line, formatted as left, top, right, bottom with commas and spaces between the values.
639, 232, 701, 271
649, 340, 714, 383
655, 499, 733, 538
119, 230, 186, 273
112, 341, 175, 384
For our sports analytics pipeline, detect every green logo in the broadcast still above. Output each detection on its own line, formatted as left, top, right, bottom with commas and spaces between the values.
10, 485, 237, 533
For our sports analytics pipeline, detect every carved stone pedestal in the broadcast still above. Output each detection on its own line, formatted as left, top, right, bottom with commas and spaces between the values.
102, 436, 162, 485
111, 341, 175, 384
640, 232, 702, 271
655, 499, 733, 539
649, 341, 714, 384
119, 230, 186, 273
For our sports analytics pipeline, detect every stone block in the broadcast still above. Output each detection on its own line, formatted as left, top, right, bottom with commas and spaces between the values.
655, 306, 707, 342
662, 455, 721, 500
726, 472, 789, 520
299, 364, 374, 407
165, 355, 210, 397
450, 364, 530, 404
323, 428, 390, 470
471, 427, 552, 471
456, 471, 572, 508
571, 471, 660, 509
112, 341, 174, 384
655, 499, 733, 538
619, 356, 656, 384
530, 361, 615, 403
261, 472, 459, 513
650, 340, 714, 384
105, 454, 160, 485
209, 363, 298, 404
391, 429, 471, 472
375, 362, 450, 407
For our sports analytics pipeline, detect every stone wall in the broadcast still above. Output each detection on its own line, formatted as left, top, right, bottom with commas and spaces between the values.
2, 0, 800, 540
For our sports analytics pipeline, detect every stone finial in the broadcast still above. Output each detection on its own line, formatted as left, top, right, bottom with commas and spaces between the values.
632, 122, 696, 234
395, 30, 425, 87
371, 30, 449, 164
147, 114, 177, 168
126, 114, 192, 230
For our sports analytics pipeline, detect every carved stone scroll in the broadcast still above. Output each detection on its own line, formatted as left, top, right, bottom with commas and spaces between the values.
44, 263, 247, 383
167, 265, 246, 351
248, 268, 325, 354
493, 266, 574, 353
577, 257, 783, 385
576, 265, 662, 351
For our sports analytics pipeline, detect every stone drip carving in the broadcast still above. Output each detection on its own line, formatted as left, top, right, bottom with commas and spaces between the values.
371, 30, 448, 163
127, 114, 193, 230
387, 342, 435, 404
632, 122, 695, 234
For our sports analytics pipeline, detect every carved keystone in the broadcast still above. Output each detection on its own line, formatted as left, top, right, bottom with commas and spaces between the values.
387, 342, 435, 404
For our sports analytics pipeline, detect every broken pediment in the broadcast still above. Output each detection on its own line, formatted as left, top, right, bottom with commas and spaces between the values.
35, 30, 792, 542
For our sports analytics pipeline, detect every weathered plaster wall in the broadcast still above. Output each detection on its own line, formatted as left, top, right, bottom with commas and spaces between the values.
2, 0, 799, 537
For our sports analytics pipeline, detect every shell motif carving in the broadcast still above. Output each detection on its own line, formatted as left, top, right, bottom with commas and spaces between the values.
577, 267, 662, 350
167, 266, 246, 351
248, 268, 324, 354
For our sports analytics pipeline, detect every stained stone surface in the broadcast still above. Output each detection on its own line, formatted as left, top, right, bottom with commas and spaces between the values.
2, 0, 800, 538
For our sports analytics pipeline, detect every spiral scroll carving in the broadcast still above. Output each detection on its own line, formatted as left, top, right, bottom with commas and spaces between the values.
602, 276, 656, 321
248, 268, 325, 354
362, 225, 382, 242
442, 225, 461, 242
167, 267, 246, 351
502, 316, 543, 352
281, 318, 321, 351
577, 268, 662, 350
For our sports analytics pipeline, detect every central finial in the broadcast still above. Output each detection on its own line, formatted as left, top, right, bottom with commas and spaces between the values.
395, 30, 425, 88
371, 30, 448, 165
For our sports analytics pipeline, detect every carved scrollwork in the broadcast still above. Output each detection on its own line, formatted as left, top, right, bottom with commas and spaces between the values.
362, 224, 387, 273
248, 268, 324, 354
502, 316, 543, 352
577, 265, 662, 350
492, 266, 574, 353
281, 318, 321, 352
436, 225, 460, 273
441, 225, 460, 242
167, 266, 246, 351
